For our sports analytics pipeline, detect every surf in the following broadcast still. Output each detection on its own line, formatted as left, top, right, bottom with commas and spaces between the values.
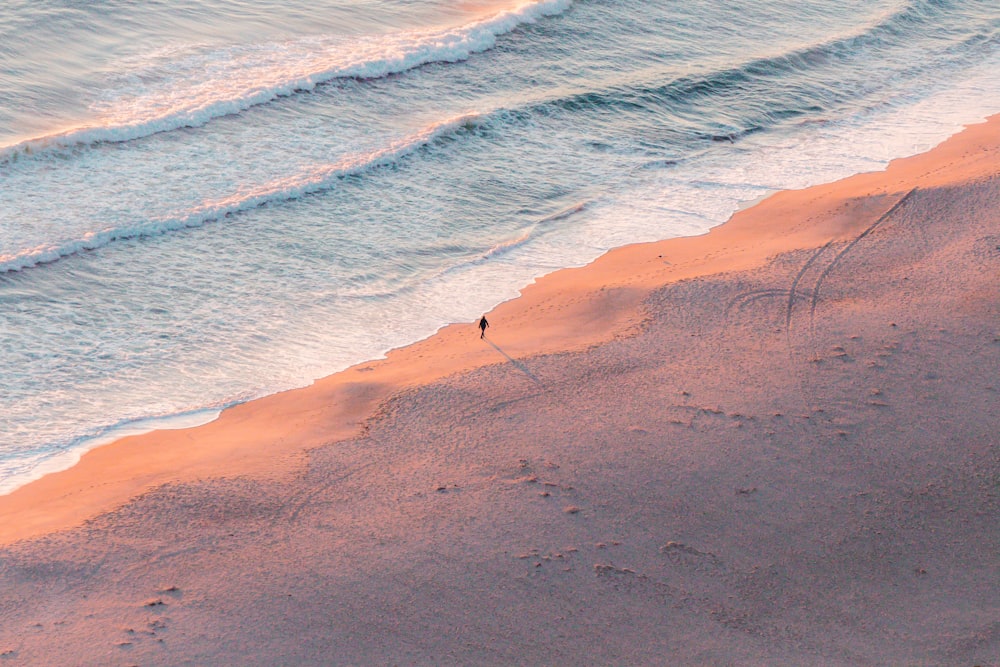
0, 0, 572, 164
535, 0, 998, 142
0, 113, 484, 274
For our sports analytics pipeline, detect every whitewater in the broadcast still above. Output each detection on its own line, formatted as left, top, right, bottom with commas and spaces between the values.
1, 0, 998, 494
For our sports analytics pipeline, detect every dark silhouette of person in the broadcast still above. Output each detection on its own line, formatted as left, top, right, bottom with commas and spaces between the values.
479, 315, 489, 338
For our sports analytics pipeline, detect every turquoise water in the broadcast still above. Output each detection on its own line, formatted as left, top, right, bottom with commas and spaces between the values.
1, 0, 999, 492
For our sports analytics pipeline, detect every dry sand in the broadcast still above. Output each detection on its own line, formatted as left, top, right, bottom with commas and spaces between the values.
0, 116, 997, 666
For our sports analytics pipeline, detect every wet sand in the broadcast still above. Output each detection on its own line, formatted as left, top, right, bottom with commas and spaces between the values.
0, 116, 997, 665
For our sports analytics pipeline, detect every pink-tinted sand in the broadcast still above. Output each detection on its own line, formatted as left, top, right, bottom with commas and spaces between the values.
0, 116, 997, 665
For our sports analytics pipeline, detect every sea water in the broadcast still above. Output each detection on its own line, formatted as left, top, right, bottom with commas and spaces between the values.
1, 0, 998, 494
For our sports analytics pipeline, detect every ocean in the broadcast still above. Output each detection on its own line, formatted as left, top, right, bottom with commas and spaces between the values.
1, 0, 998, 494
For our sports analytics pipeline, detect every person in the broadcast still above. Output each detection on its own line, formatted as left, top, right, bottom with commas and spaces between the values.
478, 315, 489, 339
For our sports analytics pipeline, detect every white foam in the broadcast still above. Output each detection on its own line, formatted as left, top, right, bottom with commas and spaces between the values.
0, 0, 571, 162
0, 112, 482, 273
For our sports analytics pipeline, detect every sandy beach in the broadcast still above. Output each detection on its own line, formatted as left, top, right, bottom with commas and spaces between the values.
0, 115, 997, 665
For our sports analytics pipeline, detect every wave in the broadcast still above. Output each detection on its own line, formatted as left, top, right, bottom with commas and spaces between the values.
435, 200, 591, 279
535, 0, 995, 137
337, 200, 591, 298
481, 229, 534, 261
537, 201, 590, 225
481, 201, 591, 258
0, 114, 483, 274
0, 0, 572, 163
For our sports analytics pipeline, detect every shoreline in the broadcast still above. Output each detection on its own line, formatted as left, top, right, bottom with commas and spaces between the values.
1, 113, 998, 545
0, 109, 996, 665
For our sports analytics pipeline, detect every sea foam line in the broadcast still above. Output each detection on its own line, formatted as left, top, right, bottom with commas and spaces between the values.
535, 0, 988, 135
0, 0, 572, 163
0, 114, 482, 274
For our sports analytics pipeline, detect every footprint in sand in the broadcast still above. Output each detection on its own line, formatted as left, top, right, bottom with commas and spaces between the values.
661, 541, 725, 573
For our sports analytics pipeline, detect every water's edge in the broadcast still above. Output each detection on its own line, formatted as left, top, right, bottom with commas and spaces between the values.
4, 110, 993, 497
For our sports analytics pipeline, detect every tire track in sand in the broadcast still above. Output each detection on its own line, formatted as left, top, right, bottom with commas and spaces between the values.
809, 188, 918, 329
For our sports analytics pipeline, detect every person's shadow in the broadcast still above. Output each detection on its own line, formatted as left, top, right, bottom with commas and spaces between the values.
482, 336, 545, 388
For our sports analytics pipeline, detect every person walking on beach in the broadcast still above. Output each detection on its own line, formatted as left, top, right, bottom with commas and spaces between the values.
479, 315, 489, 339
